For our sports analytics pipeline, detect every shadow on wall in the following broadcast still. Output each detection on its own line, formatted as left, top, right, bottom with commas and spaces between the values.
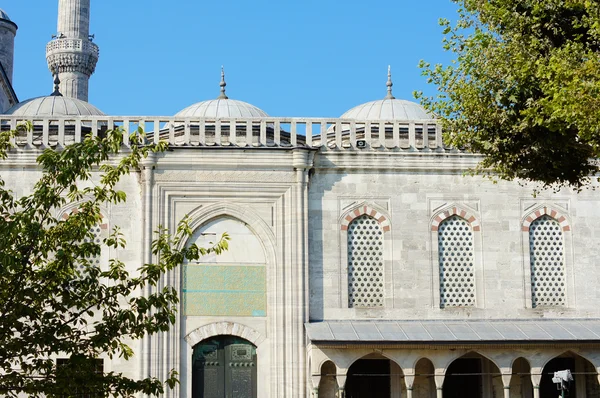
307, 162, 347, 321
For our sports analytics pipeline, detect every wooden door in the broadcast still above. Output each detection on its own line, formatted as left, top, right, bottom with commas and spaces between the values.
193, 336, 257, 398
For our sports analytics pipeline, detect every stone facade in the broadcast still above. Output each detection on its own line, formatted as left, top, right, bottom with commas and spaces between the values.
1, 123, 600, 398
2, 1, 600, 397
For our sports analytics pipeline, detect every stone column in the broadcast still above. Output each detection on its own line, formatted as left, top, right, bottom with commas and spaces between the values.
311, 374, 321, 398
530, 367, 542, 398
500, 370, 512, 398
336, 372, 347, 398
434, 368, 445, 398
404, 370, 415, 398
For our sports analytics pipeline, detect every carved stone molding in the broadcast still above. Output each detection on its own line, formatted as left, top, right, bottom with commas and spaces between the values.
154, 170, 296, 183
185, 322, 266, 347
46, 52, 98, 76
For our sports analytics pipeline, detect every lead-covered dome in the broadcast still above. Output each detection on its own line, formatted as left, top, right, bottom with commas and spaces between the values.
5, 95, 105, 117
341, 98, 431, 120
340, 66, 433, 121
4, 75, 104, 117
175, 98, 268, 118
174, 68, 268, 118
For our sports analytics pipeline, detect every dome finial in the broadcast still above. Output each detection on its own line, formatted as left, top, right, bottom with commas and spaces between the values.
51, 73, 62, 97
385, 65, 395, 99
218, 66, 228, 99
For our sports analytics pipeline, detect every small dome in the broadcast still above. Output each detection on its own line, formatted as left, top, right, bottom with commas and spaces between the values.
340, 66, 434, 121
175, 67, 268, 118
340, 98, 432, 121
175, 98, 268, 118
0, 9, 11, 21
4, 96, 105, 117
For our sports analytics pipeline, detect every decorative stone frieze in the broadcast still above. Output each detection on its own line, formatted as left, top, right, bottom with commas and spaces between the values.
46, 44, 98, 76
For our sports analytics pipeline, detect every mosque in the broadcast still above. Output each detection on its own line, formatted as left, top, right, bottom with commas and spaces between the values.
2, 1, 600, 398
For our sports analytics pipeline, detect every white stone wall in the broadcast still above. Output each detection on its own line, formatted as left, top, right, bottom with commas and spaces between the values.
4, 145, 600, 397
308, 153, 600, 321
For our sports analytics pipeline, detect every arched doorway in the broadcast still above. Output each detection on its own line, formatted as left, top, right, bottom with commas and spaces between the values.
443, 352, 502, 398
413, 358, 436, 398
192, 336, 257, 398
318, 360, 338, 398
509, 357, 533, 398
540, 352, 600, 397
345, 354, 403, 398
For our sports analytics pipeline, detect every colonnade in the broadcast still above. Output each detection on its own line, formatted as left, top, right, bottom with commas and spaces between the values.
309, 346, 600, 398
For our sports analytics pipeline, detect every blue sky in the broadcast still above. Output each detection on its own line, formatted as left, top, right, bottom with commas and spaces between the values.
6, 0, 458, 117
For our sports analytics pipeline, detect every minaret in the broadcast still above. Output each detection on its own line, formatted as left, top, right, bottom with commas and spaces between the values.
46, 0, 99, 101
0, 9, 18, 85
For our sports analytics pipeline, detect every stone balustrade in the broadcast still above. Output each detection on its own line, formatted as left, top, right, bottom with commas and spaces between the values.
46, 38, 99, 57
0, 116, 447, 151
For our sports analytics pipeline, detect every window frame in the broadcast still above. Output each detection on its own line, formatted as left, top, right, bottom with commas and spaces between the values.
430, 205, 483, 309
521, 206, 574, 309
340, 204, 392, 309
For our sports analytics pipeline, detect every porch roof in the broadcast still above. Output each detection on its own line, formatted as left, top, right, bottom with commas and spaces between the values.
305, 319, 600, 343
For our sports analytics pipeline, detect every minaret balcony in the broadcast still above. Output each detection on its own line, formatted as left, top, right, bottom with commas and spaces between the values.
46, 38, 99, 59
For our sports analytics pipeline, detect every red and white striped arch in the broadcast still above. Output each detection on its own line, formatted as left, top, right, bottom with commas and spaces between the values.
522, 206, 570, 232
340, 205, 391, 233
431, 206, 480, 232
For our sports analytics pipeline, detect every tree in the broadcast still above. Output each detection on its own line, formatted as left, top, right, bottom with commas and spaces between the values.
417, 0, 600, 190
0, 123, 229, 397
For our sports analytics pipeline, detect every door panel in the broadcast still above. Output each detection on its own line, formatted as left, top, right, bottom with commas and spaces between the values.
193, 337, 257, 398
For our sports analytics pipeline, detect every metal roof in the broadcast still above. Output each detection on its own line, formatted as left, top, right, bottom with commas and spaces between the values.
305, 320, 600, 343
4, 95, 105, 117
175, 98, 269, 119
339, 98, 433, 121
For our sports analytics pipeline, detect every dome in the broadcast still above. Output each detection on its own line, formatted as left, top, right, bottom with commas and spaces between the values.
4, 95, 105, 117
340, 98, 432, 121
175, 98, 268, 118
0, 9, 11, 21
175, 67, 268, 118
340, 66, 434, 121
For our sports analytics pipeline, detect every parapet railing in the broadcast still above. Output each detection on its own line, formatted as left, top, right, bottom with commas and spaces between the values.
0, 116, 447, 151
46, 38, 100, 57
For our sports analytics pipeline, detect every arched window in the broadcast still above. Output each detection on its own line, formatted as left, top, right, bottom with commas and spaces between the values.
347, 215, 384, 308
82, 223, 103, 271
184, 216, 267, 317
529, 215, 566, 307
438, 216, 475, 307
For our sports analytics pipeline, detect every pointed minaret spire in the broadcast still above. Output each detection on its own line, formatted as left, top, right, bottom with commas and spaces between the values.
46, 0, 99, 101
50, 73, 62, 97
385, 65, 395, 99
218, 66, 228, 99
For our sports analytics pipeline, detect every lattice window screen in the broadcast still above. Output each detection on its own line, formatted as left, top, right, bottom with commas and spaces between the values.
347, 215, 384, 307
529, 215, 566, 307
438, 216, 475, 307
80, 224, 102, 272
